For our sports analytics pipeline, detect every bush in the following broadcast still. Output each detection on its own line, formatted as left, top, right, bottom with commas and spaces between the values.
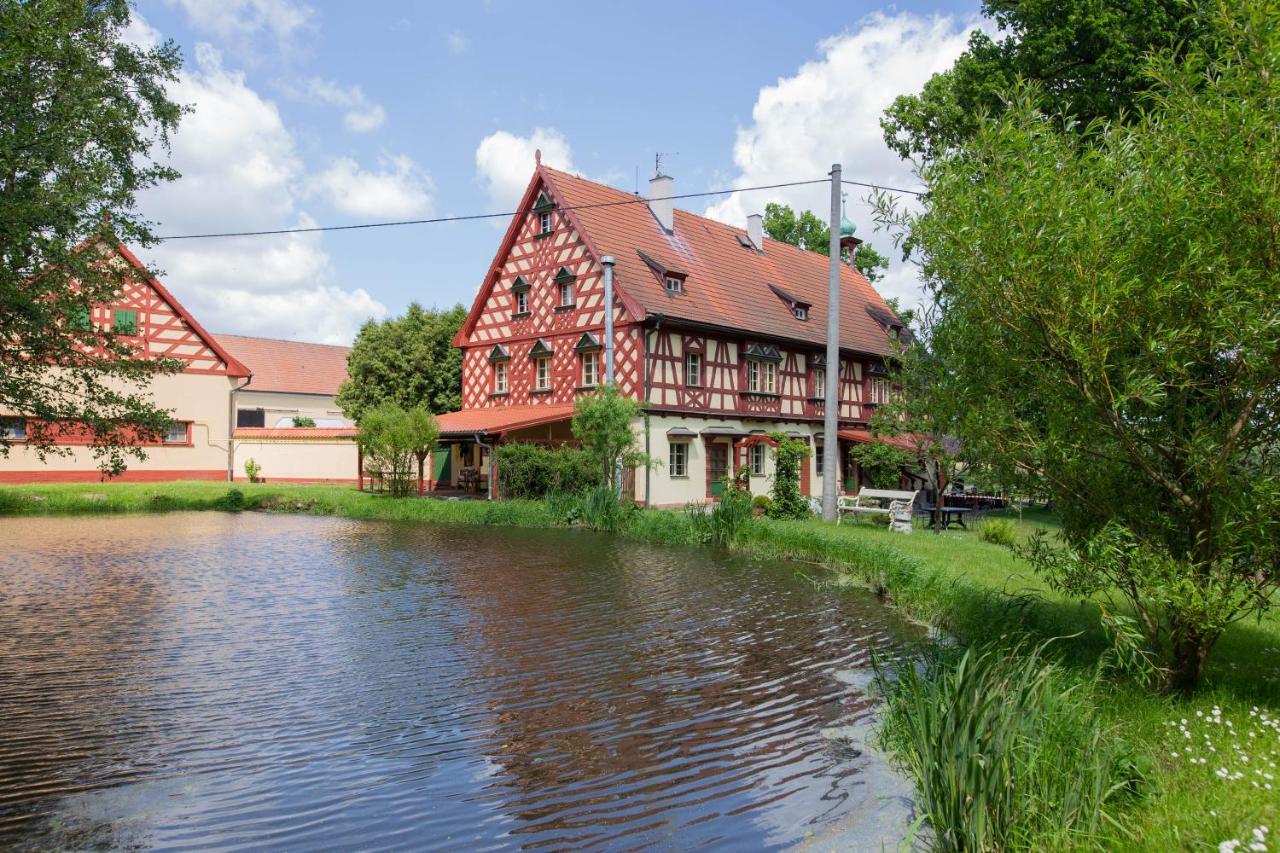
358, 403, 438, 497
877, 640, 1144, 850
243, 458, 261, 482
766, 434, 812, 519
979, 517, 1019, 547
495, 444, 598, 499
752, 494, 772, 512
215, 488, 246, 512
291, 415, 316, 428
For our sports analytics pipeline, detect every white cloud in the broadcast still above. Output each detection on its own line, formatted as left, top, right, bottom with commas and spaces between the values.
139, 43, 386, 343
300, 78, 386, 133
447, 30, 468, 54
704, 12, 978, 310
474, 127, 577, 211
308, 155, 433, 218
164, 0, 313, 47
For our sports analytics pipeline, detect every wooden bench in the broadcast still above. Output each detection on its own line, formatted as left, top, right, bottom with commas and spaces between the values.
837, 488, 919, 531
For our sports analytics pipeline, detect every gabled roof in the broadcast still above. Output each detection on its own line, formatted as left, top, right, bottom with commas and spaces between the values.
540, 167, 898, 357
215, 333, 351, 395
113, 244, 251, 377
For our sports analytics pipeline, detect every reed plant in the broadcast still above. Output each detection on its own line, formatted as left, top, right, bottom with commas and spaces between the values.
877, 639, 1145, 851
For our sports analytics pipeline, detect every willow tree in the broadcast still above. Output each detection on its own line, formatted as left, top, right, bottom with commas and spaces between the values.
882, 2, 1280, 692
1, 0, 186, 474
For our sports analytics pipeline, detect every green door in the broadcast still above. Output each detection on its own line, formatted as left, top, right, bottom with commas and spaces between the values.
843, 448, 857, 493
708, 444, 729, 497
433, 447, 452, 484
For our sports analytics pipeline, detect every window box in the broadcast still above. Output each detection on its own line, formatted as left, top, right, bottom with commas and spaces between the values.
529, 387, 553, 396
511, 311, 531, 320
533, 230, 555, 240
553, 303, 575, 312
489, 391, 509, 399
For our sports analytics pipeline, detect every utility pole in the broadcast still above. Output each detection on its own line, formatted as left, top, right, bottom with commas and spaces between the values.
822, 164, 842, 522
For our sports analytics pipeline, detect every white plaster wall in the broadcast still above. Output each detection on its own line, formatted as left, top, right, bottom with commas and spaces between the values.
0, 372, 236, 479
233, 439, 357, 482
236, 390, 350, 427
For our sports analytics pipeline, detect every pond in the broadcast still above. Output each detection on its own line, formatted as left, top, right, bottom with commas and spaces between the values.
0, 513, 920, 850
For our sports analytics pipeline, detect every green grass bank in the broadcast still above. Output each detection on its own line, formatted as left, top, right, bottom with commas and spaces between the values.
2, 481, 1277, 850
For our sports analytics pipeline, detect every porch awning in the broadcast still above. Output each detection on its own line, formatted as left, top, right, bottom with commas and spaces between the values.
838, 428, 918, 450
666, 426, 697, 437
435, 404, 575, 438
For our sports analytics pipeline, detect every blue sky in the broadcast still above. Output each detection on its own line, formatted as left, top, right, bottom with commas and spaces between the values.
129, 0, 983, 344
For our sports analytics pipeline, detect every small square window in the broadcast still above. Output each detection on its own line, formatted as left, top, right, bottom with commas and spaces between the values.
749, 444, 767, 477
494, 362, 508, 394
685, 352, 702, 387
534, 356, 551, 391
794, 306, 807, 321
559, 281, 575, 307
515, 290, 529, 315
539, 211, 553, 235
669, 442, 688, 478
0, 417, 27, 441
665, 276, 683, 295
163, 422, 188, 444
113, 308, 137, 336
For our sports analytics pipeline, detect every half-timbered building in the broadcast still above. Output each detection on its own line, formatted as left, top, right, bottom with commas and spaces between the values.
436, 159, 909, 506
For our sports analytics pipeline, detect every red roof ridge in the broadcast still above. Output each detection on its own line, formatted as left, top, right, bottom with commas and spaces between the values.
216, 332, 352, 351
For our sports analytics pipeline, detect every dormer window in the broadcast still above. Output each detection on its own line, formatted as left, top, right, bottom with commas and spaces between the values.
794, 306, 808, 321
637, 249, 687, 297
533, 192, 556, 238
768, 283, 810, 322
665, 275, 683, 295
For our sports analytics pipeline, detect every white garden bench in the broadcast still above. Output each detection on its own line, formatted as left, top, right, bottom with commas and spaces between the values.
837, 488, 919, 533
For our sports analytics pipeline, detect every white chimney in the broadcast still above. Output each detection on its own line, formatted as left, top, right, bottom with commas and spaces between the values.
747, 213, 764, 252
648, 173, 674, 232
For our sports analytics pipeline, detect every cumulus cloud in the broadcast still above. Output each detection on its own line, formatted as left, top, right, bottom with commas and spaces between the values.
164, 0, 313, 47
474, 127, 577, 211
301, 78, 386, 133
704, 12, 979, 309
308, 155, 433, 218
138, 42, 386, 343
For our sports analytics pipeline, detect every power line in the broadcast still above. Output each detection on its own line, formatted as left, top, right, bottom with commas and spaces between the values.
155, 176, 924, 241
842, 179, 925, 197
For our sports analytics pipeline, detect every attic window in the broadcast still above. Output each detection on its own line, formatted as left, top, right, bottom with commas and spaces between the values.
768, 283, 811, 322
539, 211, 553, 235
665, 275, 683, 295
793, 306, 808, 321
533, 192, 556, 237
736, 234, 754, 249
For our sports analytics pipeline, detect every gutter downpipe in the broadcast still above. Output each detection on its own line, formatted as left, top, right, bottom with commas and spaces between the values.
228, 373, 253, 482
474, 431, 495, 500
643, 314, 663, 509
601, 255, 622, 496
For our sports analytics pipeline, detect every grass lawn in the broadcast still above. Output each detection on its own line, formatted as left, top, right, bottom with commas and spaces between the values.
1, 481, 1277, 849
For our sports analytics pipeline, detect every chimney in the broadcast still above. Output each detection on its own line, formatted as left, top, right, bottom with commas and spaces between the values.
747, 213, 764, 252
648, 172, 674, 232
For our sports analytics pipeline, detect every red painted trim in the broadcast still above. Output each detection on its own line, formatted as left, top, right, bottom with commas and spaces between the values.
0, 469, 225, 483
112, 244, 252, 377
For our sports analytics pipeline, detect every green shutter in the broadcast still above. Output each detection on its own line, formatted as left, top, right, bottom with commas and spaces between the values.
113, 309, 137, 335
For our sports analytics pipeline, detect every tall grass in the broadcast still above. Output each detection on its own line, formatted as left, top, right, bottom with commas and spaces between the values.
877, 639, 1145, 850
687, 488, 754, 546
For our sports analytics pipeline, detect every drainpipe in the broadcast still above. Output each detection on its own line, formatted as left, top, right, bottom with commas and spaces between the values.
228, 374, 253, 482
474, 432, 494, 500
642, 314, 663, 509
601, 255, 622, 496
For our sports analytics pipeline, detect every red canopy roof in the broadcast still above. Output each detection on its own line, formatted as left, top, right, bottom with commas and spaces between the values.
233, 427, 357, 440
838, 428, 918, 450
435, 404, 574, 437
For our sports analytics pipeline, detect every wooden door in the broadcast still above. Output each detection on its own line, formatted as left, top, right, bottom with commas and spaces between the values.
708, 443, 729, 497
433, 447, 452, 485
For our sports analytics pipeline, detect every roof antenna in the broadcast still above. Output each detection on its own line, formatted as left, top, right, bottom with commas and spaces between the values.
654, 151, 678, 177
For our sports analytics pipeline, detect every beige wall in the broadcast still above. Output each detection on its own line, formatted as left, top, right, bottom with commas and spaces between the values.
636, 414, 825, 508
232, 437, 357, 482
0, 372, 237, 481
235, 389, 351, 428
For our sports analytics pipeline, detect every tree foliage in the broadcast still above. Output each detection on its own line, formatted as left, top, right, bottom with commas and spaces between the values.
881, 1, 1280, 691
570, 385, 644, 490
358, 403, 439, 497
0, 0, 188, 474
881, 0, 1213, 162
765, 434, 811, 520
337, 303, 467, 422
848, 439, 913, 490
763, 202, 890, 283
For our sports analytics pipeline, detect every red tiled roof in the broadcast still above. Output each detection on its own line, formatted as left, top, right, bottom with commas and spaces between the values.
234, 427, 358, 439
216, 334, 352, 395
435, 404, 574, 436
839, 428, 919, 450
541, 167, 898, 357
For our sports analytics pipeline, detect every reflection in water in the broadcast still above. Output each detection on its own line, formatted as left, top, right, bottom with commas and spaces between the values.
0, 513, 918, 850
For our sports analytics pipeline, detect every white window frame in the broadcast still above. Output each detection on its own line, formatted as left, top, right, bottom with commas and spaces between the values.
748, 360, 776, 394
814, 367, 825, 397
665, 275, 683, 295
534, 356, 551, 391
815, 442, 824, 477
794, 306, 807, 320
494, 362, 508, 394
669, 442, 688, 478
559, 280, 574, 307
764, 361, 777, 394
685, 352, 702, 387
515, 290, 528, 314
749, 443, 767, 477
747, 359, 760, 392
163, 422, 189, 444
581, 351, 599, 387
539, 211, 553, 234
871, 377, 890, 404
